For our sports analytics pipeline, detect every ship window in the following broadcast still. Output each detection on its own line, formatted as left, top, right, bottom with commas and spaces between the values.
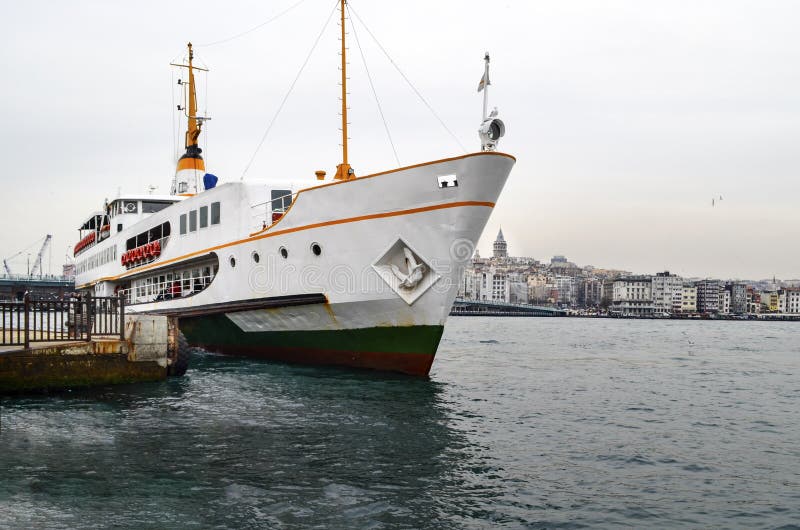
142, 201, 171, 214
117, 223, 123, 233
180, 214, 187, 235
211, 202, 220, 225
199, 206, 208, 228
279, 247, 288, 259
123, 201, 138, 214
189, 210, 197, 232
271, 190, 291, 212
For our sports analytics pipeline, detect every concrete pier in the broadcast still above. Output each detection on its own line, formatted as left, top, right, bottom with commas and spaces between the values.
0, 314, 173, 393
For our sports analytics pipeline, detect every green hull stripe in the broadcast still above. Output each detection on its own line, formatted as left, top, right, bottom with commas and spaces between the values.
180, 313, 445, 356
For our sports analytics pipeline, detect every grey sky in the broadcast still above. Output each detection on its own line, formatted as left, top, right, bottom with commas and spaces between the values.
1, 0, 798, 279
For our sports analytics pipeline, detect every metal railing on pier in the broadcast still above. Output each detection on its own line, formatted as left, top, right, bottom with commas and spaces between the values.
0, 293, 125, 349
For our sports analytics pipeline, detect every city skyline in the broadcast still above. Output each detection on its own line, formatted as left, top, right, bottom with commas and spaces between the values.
1, 0, 799, 278
460, 229, 800, 317
477, 228, 799, 284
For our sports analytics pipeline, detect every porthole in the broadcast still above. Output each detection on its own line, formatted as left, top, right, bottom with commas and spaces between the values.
252, 251, 260, 263
311, 243, 322, 256
229, 256, 236, 268
279, 247, 288, 259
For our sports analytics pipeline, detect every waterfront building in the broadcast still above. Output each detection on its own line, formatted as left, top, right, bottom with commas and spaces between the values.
610, 276, 654, 316
600, 278, 616, 308
551, 275, 576, 307
493, 228, 508, 260
762, 291, 780, 312
491, 272, 508, 302
695, 279, 720, 314
581, 278, 603, 308
779, 288, 800, 313
527, 274, 550, 304
718, 288, 731, 315
730, 282, 747, 314
747, 287, 761, 314
651, 271, 682, 315
508, 273, 529, 304
679, 284, 697, 313
458, 269, 479, 300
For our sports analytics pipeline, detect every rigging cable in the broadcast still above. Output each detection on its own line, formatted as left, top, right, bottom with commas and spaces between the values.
171, 69, 178, 162
196, 0, 311, 47
346, 2, 401, 167
241, 0, 339, 180
348, 4, 467, 153
204, 68, 209, 170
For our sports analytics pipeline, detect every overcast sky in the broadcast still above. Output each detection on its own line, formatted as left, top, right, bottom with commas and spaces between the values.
1, 0, 798, 280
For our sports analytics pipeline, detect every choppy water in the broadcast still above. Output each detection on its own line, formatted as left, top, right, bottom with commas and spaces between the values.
1, 318, 799, 529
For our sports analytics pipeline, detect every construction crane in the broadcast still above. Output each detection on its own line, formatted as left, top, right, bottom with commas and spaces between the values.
2, 234, 52, 277
30, 235, 52, 276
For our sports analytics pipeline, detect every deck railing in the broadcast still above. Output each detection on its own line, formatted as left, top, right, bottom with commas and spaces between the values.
120, 272, 215, 305
0, 293, 125, 349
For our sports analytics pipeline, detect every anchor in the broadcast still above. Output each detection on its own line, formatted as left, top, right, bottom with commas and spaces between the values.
390, 247, 426, 289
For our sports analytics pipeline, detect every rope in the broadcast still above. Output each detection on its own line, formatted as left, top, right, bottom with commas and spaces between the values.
240, 0, 339, 180
346, 3, 400, 167
348, 4, 467, 153
196, 0, 311, 47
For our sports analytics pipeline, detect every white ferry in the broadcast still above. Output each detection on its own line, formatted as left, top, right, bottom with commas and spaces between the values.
73, 3, 514, 375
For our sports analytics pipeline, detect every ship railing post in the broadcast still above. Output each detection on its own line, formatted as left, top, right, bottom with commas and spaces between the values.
85, 291, 92, 343
23, 292, 30, 350
119, 292, 125, 341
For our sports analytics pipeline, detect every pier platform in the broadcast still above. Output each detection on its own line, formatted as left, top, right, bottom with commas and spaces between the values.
0, 315, 174, 394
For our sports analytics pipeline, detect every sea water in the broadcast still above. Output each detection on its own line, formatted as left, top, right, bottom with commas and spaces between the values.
1, 318, 798, 528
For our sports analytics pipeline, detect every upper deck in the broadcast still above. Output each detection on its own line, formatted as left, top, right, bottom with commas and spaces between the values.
74, 195, 185, 258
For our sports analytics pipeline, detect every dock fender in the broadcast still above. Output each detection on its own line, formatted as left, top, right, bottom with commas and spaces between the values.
167, 326, 190, 377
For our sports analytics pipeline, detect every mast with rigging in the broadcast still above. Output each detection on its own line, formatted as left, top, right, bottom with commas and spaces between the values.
170, 43, 210, 194
334, 0, 355, 180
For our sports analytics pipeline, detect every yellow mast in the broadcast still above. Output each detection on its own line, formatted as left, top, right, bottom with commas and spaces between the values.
186, 42, 201, 149
170, 43, 209, 195
334, 0, 355, 180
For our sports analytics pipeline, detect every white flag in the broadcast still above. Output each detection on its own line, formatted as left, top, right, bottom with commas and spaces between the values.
477, 71, 490, 92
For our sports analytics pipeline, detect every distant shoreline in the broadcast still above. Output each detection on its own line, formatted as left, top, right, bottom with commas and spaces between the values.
450, 312, 800, 321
